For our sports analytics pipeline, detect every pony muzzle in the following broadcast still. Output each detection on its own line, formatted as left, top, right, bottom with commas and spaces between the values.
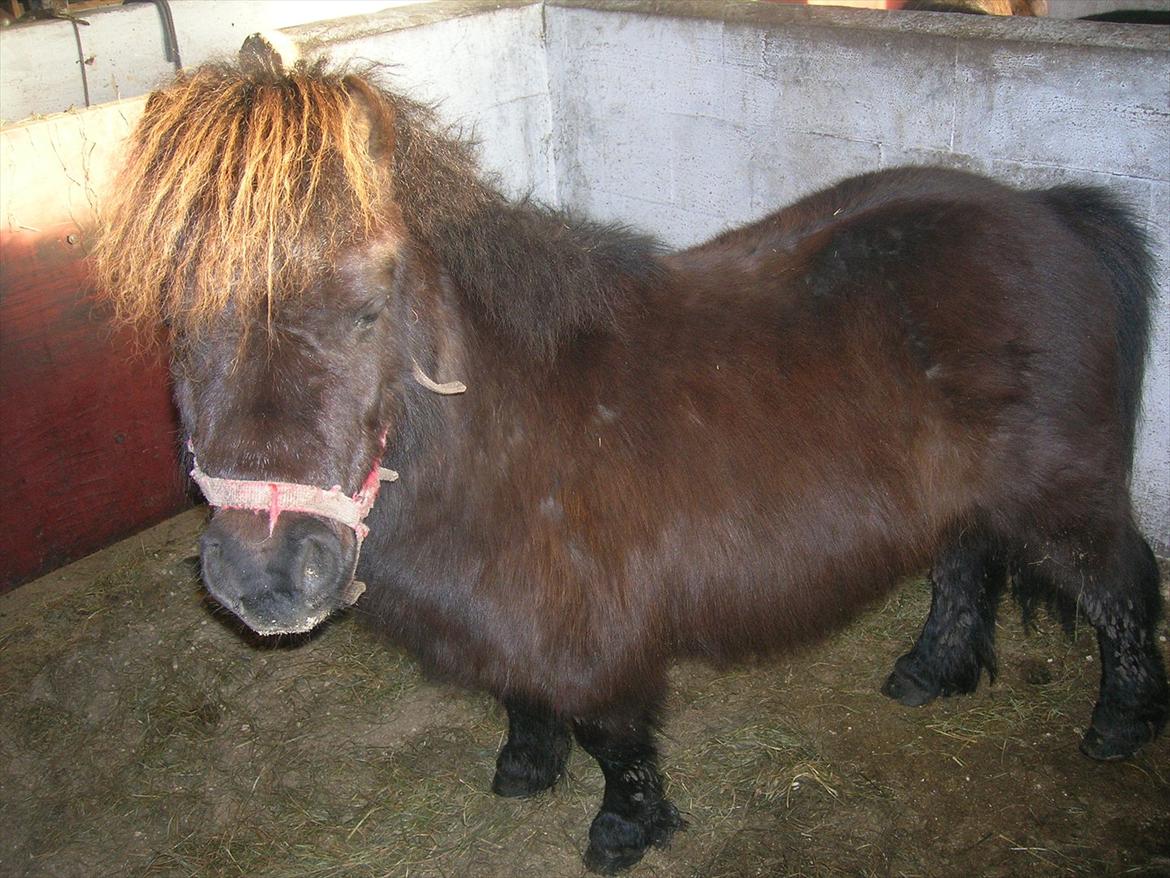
200, 509, 355, 635
190, 445, 395, 634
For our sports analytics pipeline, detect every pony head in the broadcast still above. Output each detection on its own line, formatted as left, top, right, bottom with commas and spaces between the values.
93, 59, 455, 634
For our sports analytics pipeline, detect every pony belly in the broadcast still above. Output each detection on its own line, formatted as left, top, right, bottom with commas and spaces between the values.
358, 563, 665, 716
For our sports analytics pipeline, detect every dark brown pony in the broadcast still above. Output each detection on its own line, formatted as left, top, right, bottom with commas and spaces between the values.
93, 59, 1167, 874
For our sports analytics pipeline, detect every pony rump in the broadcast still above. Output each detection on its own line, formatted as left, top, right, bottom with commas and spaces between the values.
92, 62, 394, 337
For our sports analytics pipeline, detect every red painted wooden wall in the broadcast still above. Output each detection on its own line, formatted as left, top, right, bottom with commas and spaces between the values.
0, 223, 191, 592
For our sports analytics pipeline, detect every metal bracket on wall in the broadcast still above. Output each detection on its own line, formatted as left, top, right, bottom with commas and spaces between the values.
125, 0, 183, 70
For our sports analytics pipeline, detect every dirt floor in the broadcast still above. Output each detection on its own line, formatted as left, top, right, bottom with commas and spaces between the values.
2, 509, 1168, 878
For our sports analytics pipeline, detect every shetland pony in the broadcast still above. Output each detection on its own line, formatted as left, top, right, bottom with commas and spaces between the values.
93, 59, 1167, 874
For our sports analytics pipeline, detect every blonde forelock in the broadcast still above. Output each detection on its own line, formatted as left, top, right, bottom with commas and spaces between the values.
92, 62, 394, 337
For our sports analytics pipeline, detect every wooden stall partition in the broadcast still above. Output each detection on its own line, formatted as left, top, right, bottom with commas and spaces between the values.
0, 98, 191, 592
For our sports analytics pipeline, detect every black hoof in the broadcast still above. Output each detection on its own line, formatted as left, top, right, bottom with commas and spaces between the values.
492, 736, 569, 798
1080, 720, 1157, 762
881, 655, 940, 707
492, 766, 553, 798
583, 801, 683, 875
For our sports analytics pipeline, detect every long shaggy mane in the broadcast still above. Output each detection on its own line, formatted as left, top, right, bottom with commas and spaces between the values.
92, 62, 391, 334
94, 61, 662, 356
381, 91, 663, 358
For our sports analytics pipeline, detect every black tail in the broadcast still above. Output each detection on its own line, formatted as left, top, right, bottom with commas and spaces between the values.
1039, 185, 1155, 474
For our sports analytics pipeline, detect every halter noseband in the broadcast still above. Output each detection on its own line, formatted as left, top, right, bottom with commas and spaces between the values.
189, 439, 398, 605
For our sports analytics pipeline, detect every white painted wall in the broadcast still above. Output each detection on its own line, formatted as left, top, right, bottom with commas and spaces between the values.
0, 1, 553, 201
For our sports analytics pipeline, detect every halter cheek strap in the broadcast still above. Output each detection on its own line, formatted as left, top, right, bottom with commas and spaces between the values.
188, 439, 398, 605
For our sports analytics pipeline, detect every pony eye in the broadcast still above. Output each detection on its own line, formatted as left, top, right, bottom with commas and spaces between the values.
353, 302, 385, 329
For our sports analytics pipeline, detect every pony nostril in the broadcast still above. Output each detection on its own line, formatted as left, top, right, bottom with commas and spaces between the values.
297, 535, 339, 599
198, 532, 247, 612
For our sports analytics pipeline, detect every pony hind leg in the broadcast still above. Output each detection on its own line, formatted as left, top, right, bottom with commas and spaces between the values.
572, 708, 683, 874
492, 697, 572, 798
883, 532, 1006, 707
1027, 522, 1169, 760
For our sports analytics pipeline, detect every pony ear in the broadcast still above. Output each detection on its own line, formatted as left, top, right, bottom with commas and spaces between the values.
344, 76, 396, 165
238, 31, 300, 77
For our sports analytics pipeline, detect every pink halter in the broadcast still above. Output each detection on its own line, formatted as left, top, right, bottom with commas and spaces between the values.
188, 439, 398, 603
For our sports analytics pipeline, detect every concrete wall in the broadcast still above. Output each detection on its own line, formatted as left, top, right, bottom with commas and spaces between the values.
1, 2, 552, 217
545, 1, 1170, 551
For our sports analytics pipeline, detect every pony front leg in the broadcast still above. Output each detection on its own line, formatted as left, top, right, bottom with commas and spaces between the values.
492, 697, 572, 797
572, 709, 683, 874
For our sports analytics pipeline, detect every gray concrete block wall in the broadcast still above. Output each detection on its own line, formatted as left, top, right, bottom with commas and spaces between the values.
545, 4, 1170, 551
